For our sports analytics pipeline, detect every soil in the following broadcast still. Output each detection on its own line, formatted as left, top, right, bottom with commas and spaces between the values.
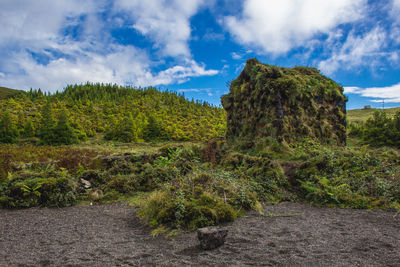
1, 202, 399, 266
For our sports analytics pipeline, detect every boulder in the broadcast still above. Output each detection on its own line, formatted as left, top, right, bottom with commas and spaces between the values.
80, 178, 91, 189
197, 227, 228, 250
221, 58, 347, 145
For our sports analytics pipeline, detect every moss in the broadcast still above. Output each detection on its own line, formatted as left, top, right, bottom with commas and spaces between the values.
222, 58, 347, 145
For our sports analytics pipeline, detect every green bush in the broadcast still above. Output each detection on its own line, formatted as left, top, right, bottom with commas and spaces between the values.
0, 167, 77, 208
295, 146, 400, 208
0, 111, 19, 143
350, 110, 400, 147
137, 189, 237, 230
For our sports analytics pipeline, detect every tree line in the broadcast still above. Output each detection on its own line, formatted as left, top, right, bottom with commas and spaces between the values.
0, 83, 226, 145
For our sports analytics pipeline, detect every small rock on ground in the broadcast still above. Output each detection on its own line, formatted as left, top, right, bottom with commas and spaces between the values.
197, 227, 228, 250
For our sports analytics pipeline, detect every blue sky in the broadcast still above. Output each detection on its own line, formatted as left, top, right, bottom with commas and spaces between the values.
0, 0, 400, 109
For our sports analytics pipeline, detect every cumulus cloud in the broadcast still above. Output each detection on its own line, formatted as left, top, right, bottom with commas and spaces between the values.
0, 45, 218, 92
114, 0, 204, 57
344, 83, 400, 103
389, 0, 400, 44
392, 0, 400, 15
318, 27, 388, 74
0, 0, 217, 92
153, 60, 218, 85
223, 0, 366, 54
0, 45, 151, 91
0, 0, 99, 48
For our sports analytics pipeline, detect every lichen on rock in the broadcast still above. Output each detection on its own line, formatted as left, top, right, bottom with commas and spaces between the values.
221, 58, 347, 145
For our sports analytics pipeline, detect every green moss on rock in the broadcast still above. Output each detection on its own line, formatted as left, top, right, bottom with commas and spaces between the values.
221, 59, 347, 145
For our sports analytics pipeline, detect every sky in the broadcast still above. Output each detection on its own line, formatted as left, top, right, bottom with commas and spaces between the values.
0, 0, 399, 110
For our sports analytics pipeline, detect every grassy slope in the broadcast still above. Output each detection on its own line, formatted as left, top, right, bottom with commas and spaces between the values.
347, 107, 400, 124
0, 87, 25, 99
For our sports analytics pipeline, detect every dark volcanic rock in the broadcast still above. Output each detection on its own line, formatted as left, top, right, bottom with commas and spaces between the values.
197, 227, 228, 250
221, 58, 347, 145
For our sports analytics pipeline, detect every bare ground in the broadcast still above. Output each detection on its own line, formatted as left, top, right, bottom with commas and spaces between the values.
1, 202, 399, 266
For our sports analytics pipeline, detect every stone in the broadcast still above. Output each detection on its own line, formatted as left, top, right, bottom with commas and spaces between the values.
197, 227, 228, 250
80, 178, 91, 189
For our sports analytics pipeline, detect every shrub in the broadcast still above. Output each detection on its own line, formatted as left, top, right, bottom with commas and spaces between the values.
0, 167, 77, 208
0, 111, 19, 143
137, 189, 237, 230
351, 110, 400, 147
295, 146, 400, 208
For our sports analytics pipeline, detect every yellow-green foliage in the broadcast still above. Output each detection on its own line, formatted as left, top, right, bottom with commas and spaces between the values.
0, 83, 226, 143
222, 58, 347, 145
296, 145, 400, 209
347, 107, 400, 124
1, 138, 400, 229
0, 165, 77, 208
349, 110, 400, 147
0, 87, 25, 99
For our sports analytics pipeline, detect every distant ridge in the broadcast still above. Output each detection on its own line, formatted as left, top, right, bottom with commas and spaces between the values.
347, 107, 400, 124
0, 86, 26, 99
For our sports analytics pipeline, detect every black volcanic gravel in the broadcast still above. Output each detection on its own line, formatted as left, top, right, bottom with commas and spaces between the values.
1, 202, 399, 266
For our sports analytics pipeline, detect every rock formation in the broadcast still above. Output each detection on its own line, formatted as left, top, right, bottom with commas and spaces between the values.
221, 59, 347, 145
197, 227, 228, 250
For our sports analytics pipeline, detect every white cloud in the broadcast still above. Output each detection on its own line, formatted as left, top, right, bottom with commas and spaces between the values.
203, 31, 225, 42
178, 88, 201, 92
344, 83, 400, 103
231, 52, 242, 60
223, 0, 366, 55
0, 0, 217, 92
0, 0, 99, 48
343, 86, 361, 94
0, 45, 150, 91
392, 0, 400, 13
151, 60, 218, 85
318, 27, 388, 74
114, 0, 204, 57
389, 0, 400, 44
0, 46, 218, 92
178, 87, 213, 96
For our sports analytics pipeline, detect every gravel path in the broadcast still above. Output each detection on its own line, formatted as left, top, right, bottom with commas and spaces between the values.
1, 202, 399, 266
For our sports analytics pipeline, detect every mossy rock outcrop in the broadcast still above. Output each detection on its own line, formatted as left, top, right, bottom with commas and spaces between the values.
221, 58, 347, 145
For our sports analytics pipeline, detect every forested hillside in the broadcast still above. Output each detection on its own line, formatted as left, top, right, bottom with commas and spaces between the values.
0, 83, 226, 144
0, 87, 26, 99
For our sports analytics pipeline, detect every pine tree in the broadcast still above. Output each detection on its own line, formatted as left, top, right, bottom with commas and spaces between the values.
38, 100, 55, 144
107, 112, 138, 142
0, 111, 19, 143
143, 114, 167, 141
23, 117, 35, 137
17, 110, 25, 134
52, 108, 79, 145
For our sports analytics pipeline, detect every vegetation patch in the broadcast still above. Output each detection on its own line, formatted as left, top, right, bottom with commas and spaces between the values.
2, 62, 400, 233
0, 83, 226, 145
221, 58, 347, 145
295, 144, 400, 209
349, 110, 400, 147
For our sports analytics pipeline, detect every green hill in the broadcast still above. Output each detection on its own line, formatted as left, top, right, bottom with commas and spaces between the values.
0, 83, 226, 143
0, 86, 25, 99
347, 107, 400, 124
